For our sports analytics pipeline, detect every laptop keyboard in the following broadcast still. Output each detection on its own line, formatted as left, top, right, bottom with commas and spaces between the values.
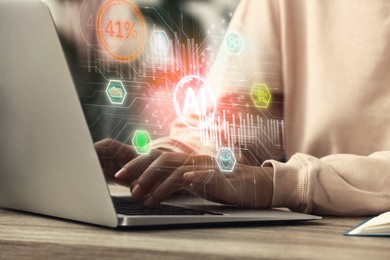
112, 197, 223, 216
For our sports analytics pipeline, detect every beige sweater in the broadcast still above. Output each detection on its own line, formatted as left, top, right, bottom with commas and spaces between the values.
153, 0, 390, 216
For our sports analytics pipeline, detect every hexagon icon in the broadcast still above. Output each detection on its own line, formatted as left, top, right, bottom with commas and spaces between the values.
224, 31, 244, 55
106, 80, 127, 105
151, 30, 170, 54
216, 148, 237, 173
132, 130, 152, 155
251, 83, 272, 109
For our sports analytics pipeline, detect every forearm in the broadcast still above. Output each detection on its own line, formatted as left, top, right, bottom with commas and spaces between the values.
264, 151, 390, 216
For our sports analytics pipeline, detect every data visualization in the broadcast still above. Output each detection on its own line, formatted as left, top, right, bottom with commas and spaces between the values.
71, 0, 284, 164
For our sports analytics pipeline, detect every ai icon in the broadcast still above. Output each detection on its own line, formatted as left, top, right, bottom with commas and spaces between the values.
173, 76, 216, 129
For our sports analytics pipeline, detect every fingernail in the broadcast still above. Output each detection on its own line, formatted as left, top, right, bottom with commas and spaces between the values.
183, 172, 195, 180
114, 168, 126, 179
144, 196, 156, 208
131, 184, 142, 198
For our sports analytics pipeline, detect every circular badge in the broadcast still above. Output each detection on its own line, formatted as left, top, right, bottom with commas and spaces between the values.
97, 0, 146, 61
173, 76, 216, 129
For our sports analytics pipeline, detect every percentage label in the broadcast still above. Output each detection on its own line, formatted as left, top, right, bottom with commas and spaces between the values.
125, 22, 137, 38
97, 0, 146, 61
105, 20, 138, 39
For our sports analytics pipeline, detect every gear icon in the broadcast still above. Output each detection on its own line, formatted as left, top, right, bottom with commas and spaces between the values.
225, 32, 244, 55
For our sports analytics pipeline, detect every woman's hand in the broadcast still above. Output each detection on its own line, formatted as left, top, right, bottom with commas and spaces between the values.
181, 165, 274, 209
113, 151, 214, 192
112, 150, 274, 209
95, 139, 274, 209
94, 138, 139, 183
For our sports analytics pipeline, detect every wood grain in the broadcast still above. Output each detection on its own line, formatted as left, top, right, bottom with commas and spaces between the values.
1, 207, 390, 260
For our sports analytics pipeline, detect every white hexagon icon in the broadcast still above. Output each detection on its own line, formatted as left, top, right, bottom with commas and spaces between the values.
216, 148, 237, 173
224, 31, 244, 55
106, 80, 127, 105
151, 30, 170, 54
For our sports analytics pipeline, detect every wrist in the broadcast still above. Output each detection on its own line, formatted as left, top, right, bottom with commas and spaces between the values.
262, 157, 308, 212
261, 166, 275, 209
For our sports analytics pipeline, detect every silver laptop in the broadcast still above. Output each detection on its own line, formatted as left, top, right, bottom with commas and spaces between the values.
0, 0, 320, 227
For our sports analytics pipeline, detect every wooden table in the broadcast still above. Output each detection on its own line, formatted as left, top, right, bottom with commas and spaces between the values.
1, 186, 389, 259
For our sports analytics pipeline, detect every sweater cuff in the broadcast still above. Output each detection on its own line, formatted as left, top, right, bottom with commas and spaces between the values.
262, 154, 309, 212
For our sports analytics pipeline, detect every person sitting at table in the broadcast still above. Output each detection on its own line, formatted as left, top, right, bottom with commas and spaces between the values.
96, 0, 390, 216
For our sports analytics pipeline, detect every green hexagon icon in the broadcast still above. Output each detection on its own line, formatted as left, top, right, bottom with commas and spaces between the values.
132, 130, 152, 155
106, 80, 127, 105
251, 83, 272, 109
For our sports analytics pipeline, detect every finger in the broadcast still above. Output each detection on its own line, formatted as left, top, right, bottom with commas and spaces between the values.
183, 170, 241, 206
130, 179, 163, 200
136, 154, 216, 192
142, 165, 204, 208
129, 180, 138, 191
117, 153, 214, 185
114, 150, 162, 187
133, 153, 193, 199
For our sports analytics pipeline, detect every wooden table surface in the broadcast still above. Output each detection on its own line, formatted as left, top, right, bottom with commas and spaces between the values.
1, 209, 389, 260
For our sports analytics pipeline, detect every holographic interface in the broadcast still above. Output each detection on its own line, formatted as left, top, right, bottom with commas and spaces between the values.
251, 84, 272, 109
69, 0, 284, 169
224, 31, 244, 55
132, 130, 152, 155
97, 0, 146, 61
106, 80, 127, 105
216, 148, 237, 173
174, 75, 216, 129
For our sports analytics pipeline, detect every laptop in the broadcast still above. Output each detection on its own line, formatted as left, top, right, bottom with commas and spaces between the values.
0, 0, 320, 227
